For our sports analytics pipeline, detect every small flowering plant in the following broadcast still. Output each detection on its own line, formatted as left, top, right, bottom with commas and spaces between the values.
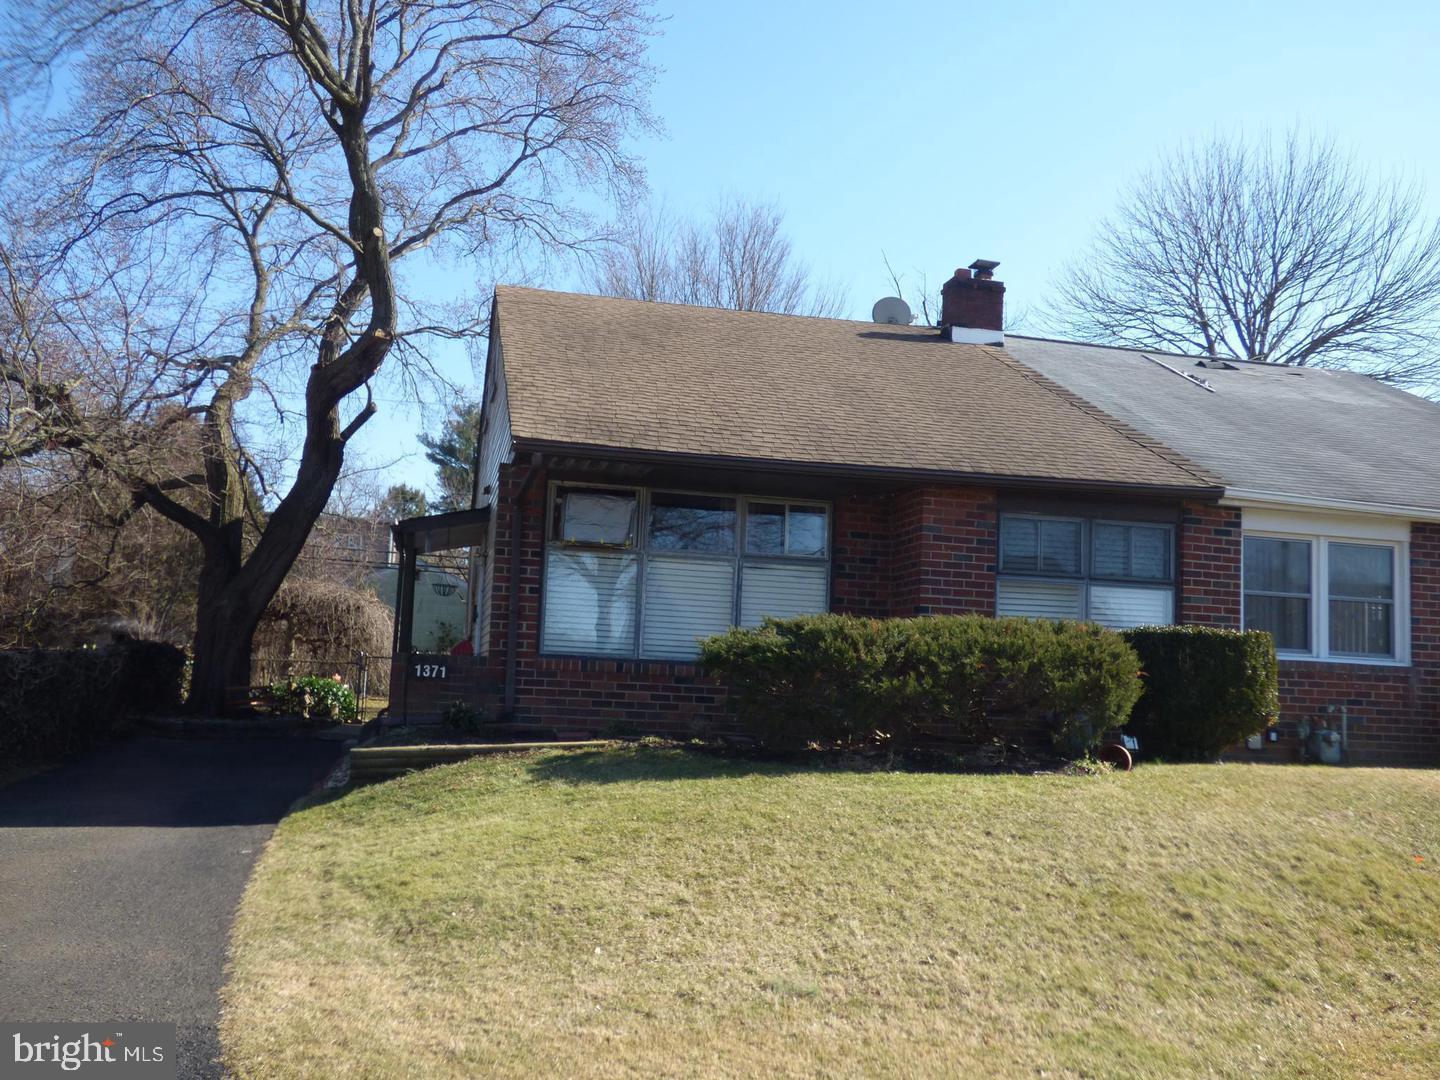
269, 674, 360, 723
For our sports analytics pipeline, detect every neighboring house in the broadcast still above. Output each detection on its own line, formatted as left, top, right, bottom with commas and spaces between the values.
297, 512, 395, 587
389, 265, 1440, 765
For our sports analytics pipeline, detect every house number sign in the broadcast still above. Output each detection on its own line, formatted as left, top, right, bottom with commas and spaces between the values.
412, 658, 449, 679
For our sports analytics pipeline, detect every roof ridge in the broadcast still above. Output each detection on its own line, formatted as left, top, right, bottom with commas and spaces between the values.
982, 345, 1224, 490
493, 283, 936, 332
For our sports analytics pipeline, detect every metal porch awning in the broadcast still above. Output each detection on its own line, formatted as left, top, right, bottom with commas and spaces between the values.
391, 506, 491, 554
390, 507, 490, 655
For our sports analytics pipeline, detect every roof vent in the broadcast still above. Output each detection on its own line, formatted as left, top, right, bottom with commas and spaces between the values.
1143, 353, 1215, 393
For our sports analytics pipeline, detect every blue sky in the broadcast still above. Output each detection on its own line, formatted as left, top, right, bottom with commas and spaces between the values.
361, 0, 1440, 495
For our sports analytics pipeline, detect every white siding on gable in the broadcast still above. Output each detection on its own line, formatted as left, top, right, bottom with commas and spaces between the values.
474, 339, 513, 655
641, 556, 735, 659
1088, 585, 1173, 629
996, 578, 1084, 621
740, 562, 828, 627
476, 341, 513, 509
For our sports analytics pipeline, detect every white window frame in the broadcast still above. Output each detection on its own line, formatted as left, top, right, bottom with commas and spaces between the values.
996, 513, 1177, 628
1242, 528, 1410, 666
541, 481, 831, 659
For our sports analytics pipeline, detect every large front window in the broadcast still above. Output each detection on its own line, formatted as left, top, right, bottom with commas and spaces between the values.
1243, 535, 1400, 660
543, 486, 829, 659
996, 515, 1175, 629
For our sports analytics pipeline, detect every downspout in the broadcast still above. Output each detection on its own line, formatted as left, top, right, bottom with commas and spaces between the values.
466, 353, 492, 645
503, 452, 543, 717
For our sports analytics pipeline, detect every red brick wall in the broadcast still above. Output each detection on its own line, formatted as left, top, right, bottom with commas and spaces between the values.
1180, 513, 1440, 766
831, 493, 893, 618
889, 487, 997, 618
387, 654, 498, 722
1179, 501, 1242, 628
390, 469, 1440, 765
1262, 522, 1440, 766
390, 472, 1003, 733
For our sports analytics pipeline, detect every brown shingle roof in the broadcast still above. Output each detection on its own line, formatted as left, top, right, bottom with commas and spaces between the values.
493, 286, 1220, 493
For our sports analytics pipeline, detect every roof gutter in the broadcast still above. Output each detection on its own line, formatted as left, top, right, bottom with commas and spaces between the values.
511, 438, 1224, 501
1221, 487, 1440, 523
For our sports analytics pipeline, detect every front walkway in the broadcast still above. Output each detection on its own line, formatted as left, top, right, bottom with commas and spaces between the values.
0, 735, 340, 1078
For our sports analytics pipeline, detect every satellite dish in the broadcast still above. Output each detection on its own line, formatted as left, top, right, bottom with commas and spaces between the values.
871, 296, 913, 325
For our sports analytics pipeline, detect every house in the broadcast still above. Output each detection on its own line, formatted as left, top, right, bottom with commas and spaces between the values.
388, 264, 1440, 765
296, 511, 396, 587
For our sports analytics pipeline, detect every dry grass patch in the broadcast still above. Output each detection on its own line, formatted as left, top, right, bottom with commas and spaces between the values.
222, 746, 1440, 1079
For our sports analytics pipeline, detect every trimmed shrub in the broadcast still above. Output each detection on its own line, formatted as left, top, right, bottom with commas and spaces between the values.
0, 640, 187, 768
269, 674, 360, 723
1121, 626, 1279, 761
441, 701, 487, 734
699, 614, 1143, 756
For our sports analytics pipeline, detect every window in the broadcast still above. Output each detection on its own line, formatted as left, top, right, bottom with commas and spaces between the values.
745, 502, 828, 557
1092, 523, 1170, 580
1242, 538, 1311, 652
997, 515, 1174, 630
542, 486, 830, 659
1329, 543, 1394, 657
542, 548, 638, 656
1243, 534, 1401, 661
649, 492, 736, 553
999, 517, 1081, 576
553, 488, 636, 546
642, 493, 738, 659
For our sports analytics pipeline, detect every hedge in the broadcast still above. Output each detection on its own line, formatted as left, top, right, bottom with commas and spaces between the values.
698, 614, 1143, 755
1121, 626, 1279, 761
0, 640, 187, 768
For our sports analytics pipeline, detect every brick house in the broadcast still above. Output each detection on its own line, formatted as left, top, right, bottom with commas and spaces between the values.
389, 265, 1440, 765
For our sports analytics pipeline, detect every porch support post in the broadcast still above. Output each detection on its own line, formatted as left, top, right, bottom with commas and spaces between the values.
396, 543, 418, 655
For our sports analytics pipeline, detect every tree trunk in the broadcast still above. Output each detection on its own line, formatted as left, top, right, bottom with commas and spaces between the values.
184, 436, 350, 714
187, 592, 261, 714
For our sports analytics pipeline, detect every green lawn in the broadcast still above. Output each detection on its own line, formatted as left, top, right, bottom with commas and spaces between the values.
222, 746, 1440, 1079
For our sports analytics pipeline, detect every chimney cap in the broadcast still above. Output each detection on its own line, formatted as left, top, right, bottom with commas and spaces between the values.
969, 259, 1000, 275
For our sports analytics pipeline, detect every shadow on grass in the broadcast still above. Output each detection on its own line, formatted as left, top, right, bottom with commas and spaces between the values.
524, 746, 805, 786
523, 742, 1071, 786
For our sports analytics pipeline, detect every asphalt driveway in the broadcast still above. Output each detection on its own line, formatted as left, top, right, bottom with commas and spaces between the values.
0, 736, 340, 1078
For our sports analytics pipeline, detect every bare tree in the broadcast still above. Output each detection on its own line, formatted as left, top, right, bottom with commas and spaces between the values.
590, 196, 846, 316
1053, 133, 1440, 387
0, 0, 655, 710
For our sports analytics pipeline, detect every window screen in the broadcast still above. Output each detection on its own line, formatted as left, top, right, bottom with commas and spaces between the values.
1328, 543, 1394, 657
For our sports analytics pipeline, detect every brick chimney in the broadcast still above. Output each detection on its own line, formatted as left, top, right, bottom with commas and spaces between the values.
940, 259, 1004, 345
